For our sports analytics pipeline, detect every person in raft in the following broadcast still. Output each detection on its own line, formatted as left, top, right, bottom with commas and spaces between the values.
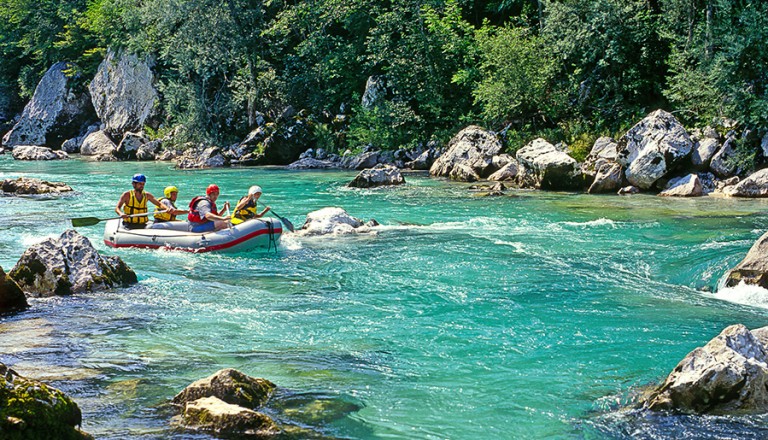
187, 184, 231, 232
149, 185, 189, 228
115, 174, 164, 230
231, 185, 271, 225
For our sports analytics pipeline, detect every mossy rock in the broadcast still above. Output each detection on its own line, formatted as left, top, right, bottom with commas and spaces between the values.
0, 363, 92, 440
173, 369, 276, 409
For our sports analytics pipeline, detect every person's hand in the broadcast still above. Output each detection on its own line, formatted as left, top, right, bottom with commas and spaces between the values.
119, 213, 128, 219
264, 206, 271, 212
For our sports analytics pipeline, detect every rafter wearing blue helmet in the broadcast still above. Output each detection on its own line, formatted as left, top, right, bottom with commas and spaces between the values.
115, 174, 163, 229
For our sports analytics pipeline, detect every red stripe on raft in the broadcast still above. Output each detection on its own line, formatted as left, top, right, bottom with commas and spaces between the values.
104, 226, 282, 253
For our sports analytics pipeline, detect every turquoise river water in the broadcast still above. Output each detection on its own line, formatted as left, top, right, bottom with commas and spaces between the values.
2, 155, 768, 439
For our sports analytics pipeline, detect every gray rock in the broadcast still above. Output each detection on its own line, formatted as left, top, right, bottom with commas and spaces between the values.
348, 164, 405, 188
515, 138, 581, 190
710, 137, 739, 178
449, 163, 480, 182
642, 324, 768, 414
724, 229, 768, 288
488, 160, 521, 182
2, 62, 95, 149
0, 266, 28, 312
582, 136, 618, 173
61, 123, 100, 153
136, 139, 162, 161
618, 185, 640, 195
617, 110, 693, 189
588, 162, 624, 194
691, 138, 720, 169
80, 130, 117, 157
2, 177, 73, 195
9, 229, 137, 297
405, 149, 437, 170
659, 174, 703, 197
11, 145, 68, 160
175, 146, 229, 169
296, 207, 376, 236
240, 118, 312, 165
286, 157, 337, 169
342, 151, 380, 170
721, 168, 768, 197
89, 49, 158, 138
361, 75, 387, 109
116, 131, 147, 160
430, 126, 501, 181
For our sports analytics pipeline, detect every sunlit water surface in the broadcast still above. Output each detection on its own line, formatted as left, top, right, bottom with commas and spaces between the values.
2, 156, 768, 439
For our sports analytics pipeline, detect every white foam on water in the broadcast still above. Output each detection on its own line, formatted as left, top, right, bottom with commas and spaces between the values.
561, 218, 617, 228
493, 240, 526, 253
21, 232, 59, 247
709, 282, 768, 309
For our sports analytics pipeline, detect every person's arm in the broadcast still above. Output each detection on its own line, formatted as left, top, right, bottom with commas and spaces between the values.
115, 192, 129, 218
256, 206, 271, 218
204, 211, 230, 221
233, 198, 248, 214
146, 192, 164, 208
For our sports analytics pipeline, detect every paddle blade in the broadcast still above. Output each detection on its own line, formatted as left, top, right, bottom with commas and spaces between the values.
279, 216, 295, 233
71, 217, 102, 227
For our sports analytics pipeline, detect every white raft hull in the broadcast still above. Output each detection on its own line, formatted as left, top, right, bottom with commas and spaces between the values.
103, 218, 281, 253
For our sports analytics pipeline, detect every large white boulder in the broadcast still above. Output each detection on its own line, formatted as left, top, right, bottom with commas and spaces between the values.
721, 168, 768, 198
659, 174, 703, 197
8, 230, 137, 297
89, 49, 158, 138
724, 229, 768, 288
348, 164, 405, 188
617, 110, 693, 189
11, 146, 68, 161
2, 62, 94, 149
643, 324, 768, 414
515, 138, 581, 190
430, 126, 501, 181
296, 207, 377, 236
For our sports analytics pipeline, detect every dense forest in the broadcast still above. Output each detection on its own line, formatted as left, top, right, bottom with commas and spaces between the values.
1, 0, 766, 159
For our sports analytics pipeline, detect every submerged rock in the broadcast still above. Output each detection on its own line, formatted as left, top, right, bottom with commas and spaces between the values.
642, 324, 768, 414
0, 362, 92, 439
296, 207, 378, 236
9, 230, 137, 297
1, 177, 73, 195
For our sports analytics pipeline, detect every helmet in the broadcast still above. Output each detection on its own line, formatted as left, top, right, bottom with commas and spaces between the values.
132, 173, 146, 183
248, 185, 262, 195
164, 186, 179, 198
206, 184, 220, 196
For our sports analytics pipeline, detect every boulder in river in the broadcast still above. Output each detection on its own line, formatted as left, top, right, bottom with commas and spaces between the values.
515, 138, 582, 190
658, 174, 703, 197
720, 168, 768, 198
1, 177, 73, 195
349, 164, 405, 188
173, 369, 280, 437
9, 230, 137, 297
11, 146, 68, 161
0, 362, 92, 439
296, 207, 378, 236
0, 265, 28, 313
723, 230, 768, 288
641, 324, 768, 414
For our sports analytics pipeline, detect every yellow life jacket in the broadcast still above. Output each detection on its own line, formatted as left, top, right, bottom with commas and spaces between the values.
231, 196, 257, 225
153, 198, 176, 222
124, 190, 148, 224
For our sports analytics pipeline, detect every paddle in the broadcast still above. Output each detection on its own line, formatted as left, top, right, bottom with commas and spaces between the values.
267, 209, 295, 232
71, 211, 167, 227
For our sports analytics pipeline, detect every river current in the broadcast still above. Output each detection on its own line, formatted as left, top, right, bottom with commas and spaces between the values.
2, 156, 768, 439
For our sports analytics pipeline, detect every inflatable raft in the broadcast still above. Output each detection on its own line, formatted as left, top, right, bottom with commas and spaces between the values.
103, 218, 281, 253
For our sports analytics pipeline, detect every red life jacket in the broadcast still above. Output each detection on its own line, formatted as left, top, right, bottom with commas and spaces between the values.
187, 196, 217, 223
